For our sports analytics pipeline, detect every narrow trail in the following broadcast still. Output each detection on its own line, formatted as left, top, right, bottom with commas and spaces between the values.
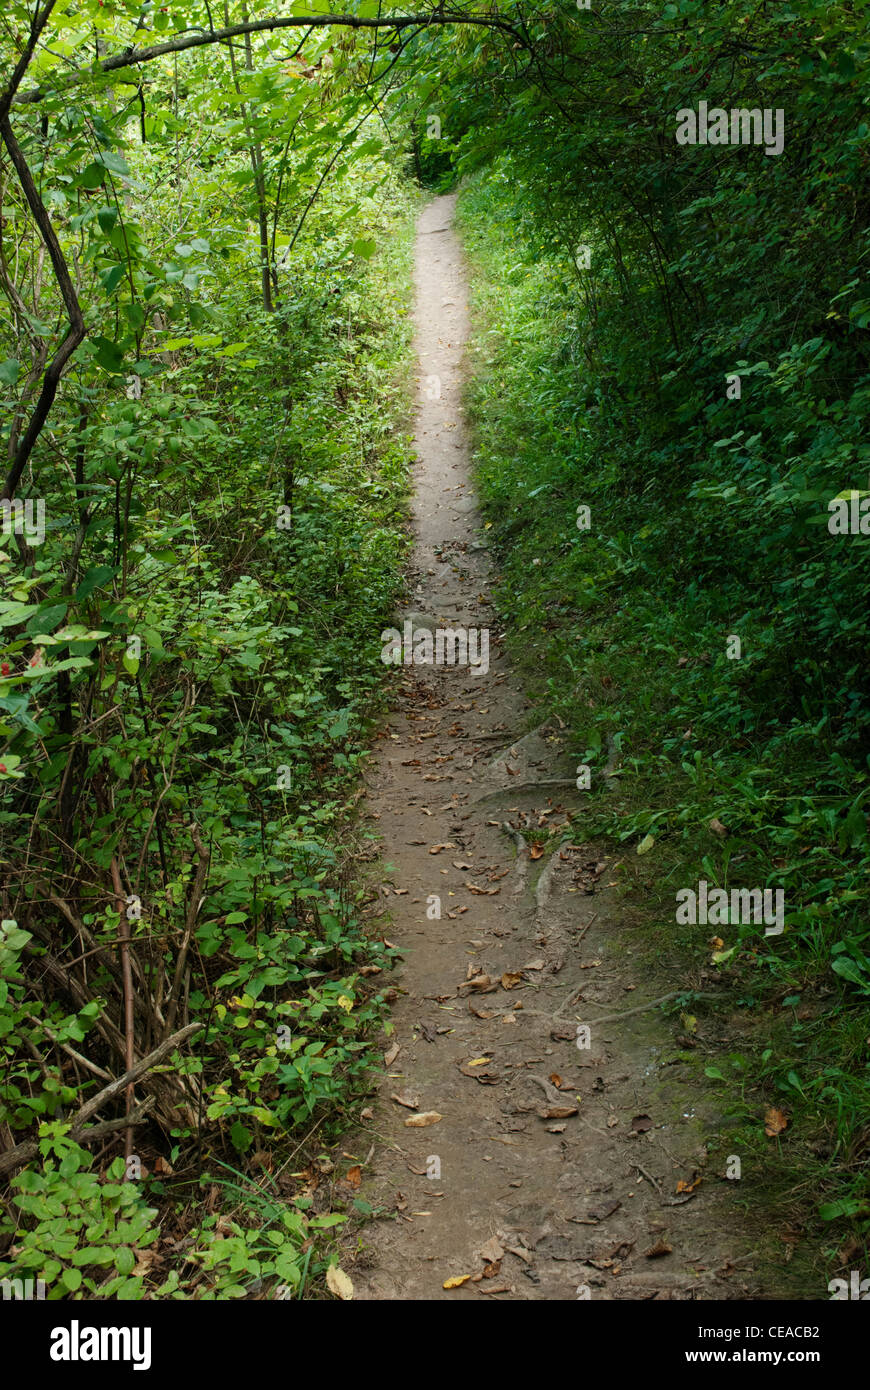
348, 194, 756, 1301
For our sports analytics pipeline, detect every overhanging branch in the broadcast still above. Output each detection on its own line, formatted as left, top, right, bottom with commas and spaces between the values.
14, 9, 527, 106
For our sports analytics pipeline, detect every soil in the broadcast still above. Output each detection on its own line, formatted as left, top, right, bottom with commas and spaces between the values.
342, 193, 759, 1301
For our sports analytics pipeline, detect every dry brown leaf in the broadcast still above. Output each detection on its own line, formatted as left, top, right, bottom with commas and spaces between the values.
391, 1089, 421, 1111
764, 1106, 789, 1137
462, 974, 497, 993
479, 1236, 505, 1264
443, 1274, 472, 1289
458, 1061, 500, 1083
383, 1042, 400, 1067
501, 971, 524, 990
537, 1104, 578, 1120
345, 1166, 362, 1188
325, 1265, 354, 1300
644, 1240, 673, 1258
404, 1111, 442, 1128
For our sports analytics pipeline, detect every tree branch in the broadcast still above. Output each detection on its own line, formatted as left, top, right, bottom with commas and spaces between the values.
14, 10, 527, 106
0, 114, 85, 501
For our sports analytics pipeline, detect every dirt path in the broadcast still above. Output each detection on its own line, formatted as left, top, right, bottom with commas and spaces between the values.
347, 194, 756, 1301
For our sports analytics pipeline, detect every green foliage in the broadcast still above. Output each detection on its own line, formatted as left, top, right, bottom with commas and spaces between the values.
0, 1152, 161, 1299
0, 0, 417, 1298
445, 0, 870, 1250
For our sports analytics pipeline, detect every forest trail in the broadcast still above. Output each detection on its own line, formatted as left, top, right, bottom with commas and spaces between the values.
347, 195, 757, 1301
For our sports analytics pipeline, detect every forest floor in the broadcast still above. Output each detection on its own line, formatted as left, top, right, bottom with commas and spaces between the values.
341, 194, 763, 1301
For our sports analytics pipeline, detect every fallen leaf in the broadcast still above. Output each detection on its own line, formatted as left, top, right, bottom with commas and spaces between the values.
537, 1104, 578, 1120
530, 843, 546, 860
636, 833, 655, 855
404, 1111, 442, 1128
465, 1057, 492, 1067
764, 1106, 789, 1137
325, 1265, 354, 1300
383, 1042, 400, 1067
676, 1173, 702, 1194
709, 818, 728, 838
631, 1114, 653, 1133
644, 1240, 673, 1258
549, 1073, 564, 1088
345, 1166, 362, 1188
443, 1274, 472, 1289
479, 1236, 505, 1264
500, 1245, 528, 1267
501, 971, 524, 990
391, 1089, 421, 1110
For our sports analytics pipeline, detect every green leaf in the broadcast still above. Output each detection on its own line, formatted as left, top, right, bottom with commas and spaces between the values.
230, 1121, 253, 1152
97, 150, 131, 177
75, 567, 116, 602
831, 955, 867, 988
100, 265, 127, 295
92, 337, 124, 374
76, 162, 106, 190
819, 1197, 868, 1221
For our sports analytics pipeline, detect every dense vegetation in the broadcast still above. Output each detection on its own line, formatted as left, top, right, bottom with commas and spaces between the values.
0, 0, 868, 1298
0, 1, 418, 1297
445, 0, 870, 1257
